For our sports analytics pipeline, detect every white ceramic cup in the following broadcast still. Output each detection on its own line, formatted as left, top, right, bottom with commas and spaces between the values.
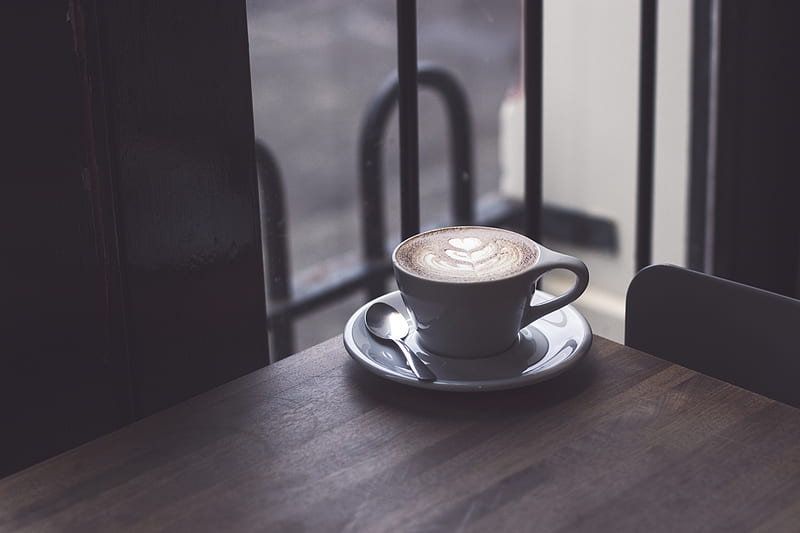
392, 226, 589, 358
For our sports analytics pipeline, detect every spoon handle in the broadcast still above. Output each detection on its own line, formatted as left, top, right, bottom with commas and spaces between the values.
393, 338, 436, 381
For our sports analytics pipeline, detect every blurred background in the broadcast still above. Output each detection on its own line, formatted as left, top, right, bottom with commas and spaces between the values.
246, 0, 691, 354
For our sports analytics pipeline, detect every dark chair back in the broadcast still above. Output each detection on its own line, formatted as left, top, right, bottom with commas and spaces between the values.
625, 264, 800, 408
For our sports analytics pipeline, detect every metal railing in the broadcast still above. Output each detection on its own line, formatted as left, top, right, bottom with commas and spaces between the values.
257, 64, 522, 360
359, 63, 474, 299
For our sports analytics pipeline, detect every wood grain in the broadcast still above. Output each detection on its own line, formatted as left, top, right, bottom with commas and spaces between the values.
1, 336, 799, 532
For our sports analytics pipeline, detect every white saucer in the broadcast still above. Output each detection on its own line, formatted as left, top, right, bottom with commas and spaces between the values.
343, 290, 593, 391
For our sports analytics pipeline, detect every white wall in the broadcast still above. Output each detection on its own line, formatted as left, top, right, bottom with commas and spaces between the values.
653, 0, 691, 267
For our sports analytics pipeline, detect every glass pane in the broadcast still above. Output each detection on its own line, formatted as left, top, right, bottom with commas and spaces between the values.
248, 1, 396, 357
416, 0, 520, 223
248, 0, 693, 355
533, 0, 691, 341
248, 1, 523, 357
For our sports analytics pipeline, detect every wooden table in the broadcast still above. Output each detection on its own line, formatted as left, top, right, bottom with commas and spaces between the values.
2, 336, 800, 532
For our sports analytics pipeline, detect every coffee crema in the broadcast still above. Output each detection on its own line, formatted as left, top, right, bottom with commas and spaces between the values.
394, 226, 539, 282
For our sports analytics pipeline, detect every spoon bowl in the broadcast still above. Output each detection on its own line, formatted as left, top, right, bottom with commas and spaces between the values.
364, 302, 436, 381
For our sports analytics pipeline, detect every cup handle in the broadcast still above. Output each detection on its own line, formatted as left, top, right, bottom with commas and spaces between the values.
520, 247, 589, 328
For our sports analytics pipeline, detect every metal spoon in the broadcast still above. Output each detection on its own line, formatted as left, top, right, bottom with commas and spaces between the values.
364, 302, 436, 381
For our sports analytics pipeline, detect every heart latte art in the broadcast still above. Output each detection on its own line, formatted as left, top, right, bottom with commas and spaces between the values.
395, 227, 538, 282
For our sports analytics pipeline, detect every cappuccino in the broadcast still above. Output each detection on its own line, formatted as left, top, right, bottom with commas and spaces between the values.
394, 226, 539, 283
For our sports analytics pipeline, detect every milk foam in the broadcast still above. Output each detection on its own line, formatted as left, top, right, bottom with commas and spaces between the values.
395, 227, 538, 282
